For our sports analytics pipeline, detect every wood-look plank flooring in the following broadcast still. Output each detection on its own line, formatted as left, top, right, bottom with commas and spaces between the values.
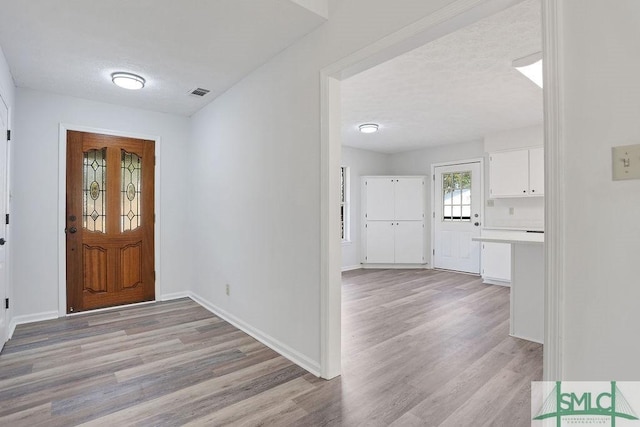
0, 269, 541, 426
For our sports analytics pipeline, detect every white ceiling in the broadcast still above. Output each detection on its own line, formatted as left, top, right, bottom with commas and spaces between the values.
0, 0, 327, 116
341, 0, 543, 154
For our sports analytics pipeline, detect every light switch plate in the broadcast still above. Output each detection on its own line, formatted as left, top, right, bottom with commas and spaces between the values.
612, 144, 640, 180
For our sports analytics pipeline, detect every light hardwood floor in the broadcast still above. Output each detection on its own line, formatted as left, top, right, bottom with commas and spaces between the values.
0, 269, 541, 426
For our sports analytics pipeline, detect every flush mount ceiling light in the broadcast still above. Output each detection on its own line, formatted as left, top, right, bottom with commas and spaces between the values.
111, 72, 146, 90
359, 123, 379, 134
513, 52, 543, 88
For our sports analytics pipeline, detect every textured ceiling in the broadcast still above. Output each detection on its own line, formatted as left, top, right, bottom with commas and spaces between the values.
341, 0, 543, 154
0, 0, 326, 116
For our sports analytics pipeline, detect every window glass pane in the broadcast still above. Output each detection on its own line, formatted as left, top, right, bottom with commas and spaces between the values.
340, 204, 345, 240
83, 148, 106, 233
452, 189, 462, 204
462, 188, 471, 205
443, 205, 452, 220
461, 172, 471, 189
462, 205, 471, 219
340, 167, 345, 203
121, 150, 142, 232
452, 205, 461, 219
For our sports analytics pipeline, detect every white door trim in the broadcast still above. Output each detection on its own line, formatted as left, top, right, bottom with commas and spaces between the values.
319, 0, 540, 380
0, 93, 8, 347
57, 124, 162, 317
542, 0, 565, 380
430, 158, 484, 271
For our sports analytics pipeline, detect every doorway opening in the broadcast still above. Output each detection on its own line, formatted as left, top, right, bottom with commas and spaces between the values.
321, 0, 551, 381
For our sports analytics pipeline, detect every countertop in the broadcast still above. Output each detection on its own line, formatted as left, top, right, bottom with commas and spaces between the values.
472, 229, 544, 244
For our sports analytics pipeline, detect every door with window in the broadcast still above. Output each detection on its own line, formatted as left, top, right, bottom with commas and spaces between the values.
66, 131, 155, 313
434, 162, 481, 273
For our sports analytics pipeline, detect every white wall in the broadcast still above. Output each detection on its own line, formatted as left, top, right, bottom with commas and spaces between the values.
560, 0, 640, 380
388, 140, 485, 262
0, 46, 14, 116
484, 125, 544, 230
11, 88, 192, 318
188, 0, 471, 370
341, 146, 390, 269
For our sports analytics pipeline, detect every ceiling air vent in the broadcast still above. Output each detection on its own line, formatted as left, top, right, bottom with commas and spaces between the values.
189, 87, 210, 97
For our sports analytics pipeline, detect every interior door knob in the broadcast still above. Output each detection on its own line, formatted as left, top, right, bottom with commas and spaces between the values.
0, 238, 5, 245
68, 226, 78, 234
474, 222, 480, 226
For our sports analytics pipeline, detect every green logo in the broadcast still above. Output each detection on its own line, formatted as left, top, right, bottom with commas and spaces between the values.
534, 381, 639, 426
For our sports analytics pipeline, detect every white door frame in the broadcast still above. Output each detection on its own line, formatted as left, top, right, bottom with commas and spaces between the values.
0, 93, 8, 346
431, 158, 484, 271
57, 124, 162, 317
320, 0, 563, 381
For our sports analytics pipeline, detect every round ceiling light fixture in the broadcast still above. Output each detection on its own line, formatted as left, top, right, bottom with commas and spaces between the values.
111, 72, 146, 90
358, 123, 379, 134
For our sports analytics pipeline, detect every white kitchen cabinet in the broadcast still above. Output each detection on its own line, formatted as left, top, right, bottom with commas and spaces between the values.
481, 242, 511, 285
365, 221, 425, 264
489, 147, 544, 198
394, 178, 425, 220
365, 178, 395, 220
394, 221, 425, 263
362, 176, 426, 266
528, 147, 544, 196
364, 177, 424, 220
365, 221, 395, 263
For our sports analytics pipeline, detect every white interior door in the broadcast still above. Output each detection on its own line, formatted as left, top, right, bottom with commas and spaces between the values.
0, 96, 8, 349
434, 162, 481, 273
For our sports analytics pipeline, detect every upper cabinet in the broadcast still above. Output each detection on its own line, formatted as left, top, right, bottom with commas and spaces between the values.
528, 147, 544, 195
489, 147, 544, 198
364, 177, 425, 220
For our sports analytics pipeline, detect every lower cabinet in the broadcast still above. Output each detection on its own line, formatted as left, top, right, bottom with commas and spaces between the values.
364, 221, 425, 264
481, 242, 511, 285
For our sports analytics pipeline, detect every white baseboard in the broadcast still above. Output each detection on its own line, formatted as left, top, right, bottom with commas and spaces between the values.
482, 278, 511, 287
160, 292, 191, 301
361, 263, 430, 269
8, 311, 59, 340
341, 265, 361, 272
188, 292, 321, 377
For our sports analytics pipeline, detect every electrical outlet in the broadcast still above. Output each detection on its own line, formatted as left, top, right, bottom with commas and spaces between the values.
225, 284, 230, 296
509, 207, 515, 215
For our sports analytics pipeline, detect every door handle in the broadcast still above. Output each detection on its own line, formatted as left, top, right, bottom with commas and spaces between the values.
0, 238, 5, 245
474, 222, 480, 227
68, 226, 78, 234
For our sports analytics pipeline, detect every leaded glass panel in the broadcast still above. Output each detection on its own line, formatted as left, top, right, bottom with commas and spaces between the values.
83, 148, 107, 233
121, 150, 142, 232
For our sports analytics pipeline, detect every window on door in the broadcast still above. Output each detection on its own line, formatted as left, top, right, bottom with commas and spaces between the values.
442, 171, 472, 221
341, 166, 350, 242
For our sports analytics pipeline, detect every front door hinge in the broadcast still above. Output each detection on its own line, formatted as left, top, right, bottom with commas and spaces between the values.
5, 214, 8, 225
154, 271, 156, 281
433, 249, 435, 255
5, 298, 8, 309
6, 130, 10, 141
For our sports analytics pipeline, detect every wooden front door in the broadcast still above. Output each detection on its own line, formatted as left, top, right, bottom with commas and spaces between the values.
66, 131, 155, 313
